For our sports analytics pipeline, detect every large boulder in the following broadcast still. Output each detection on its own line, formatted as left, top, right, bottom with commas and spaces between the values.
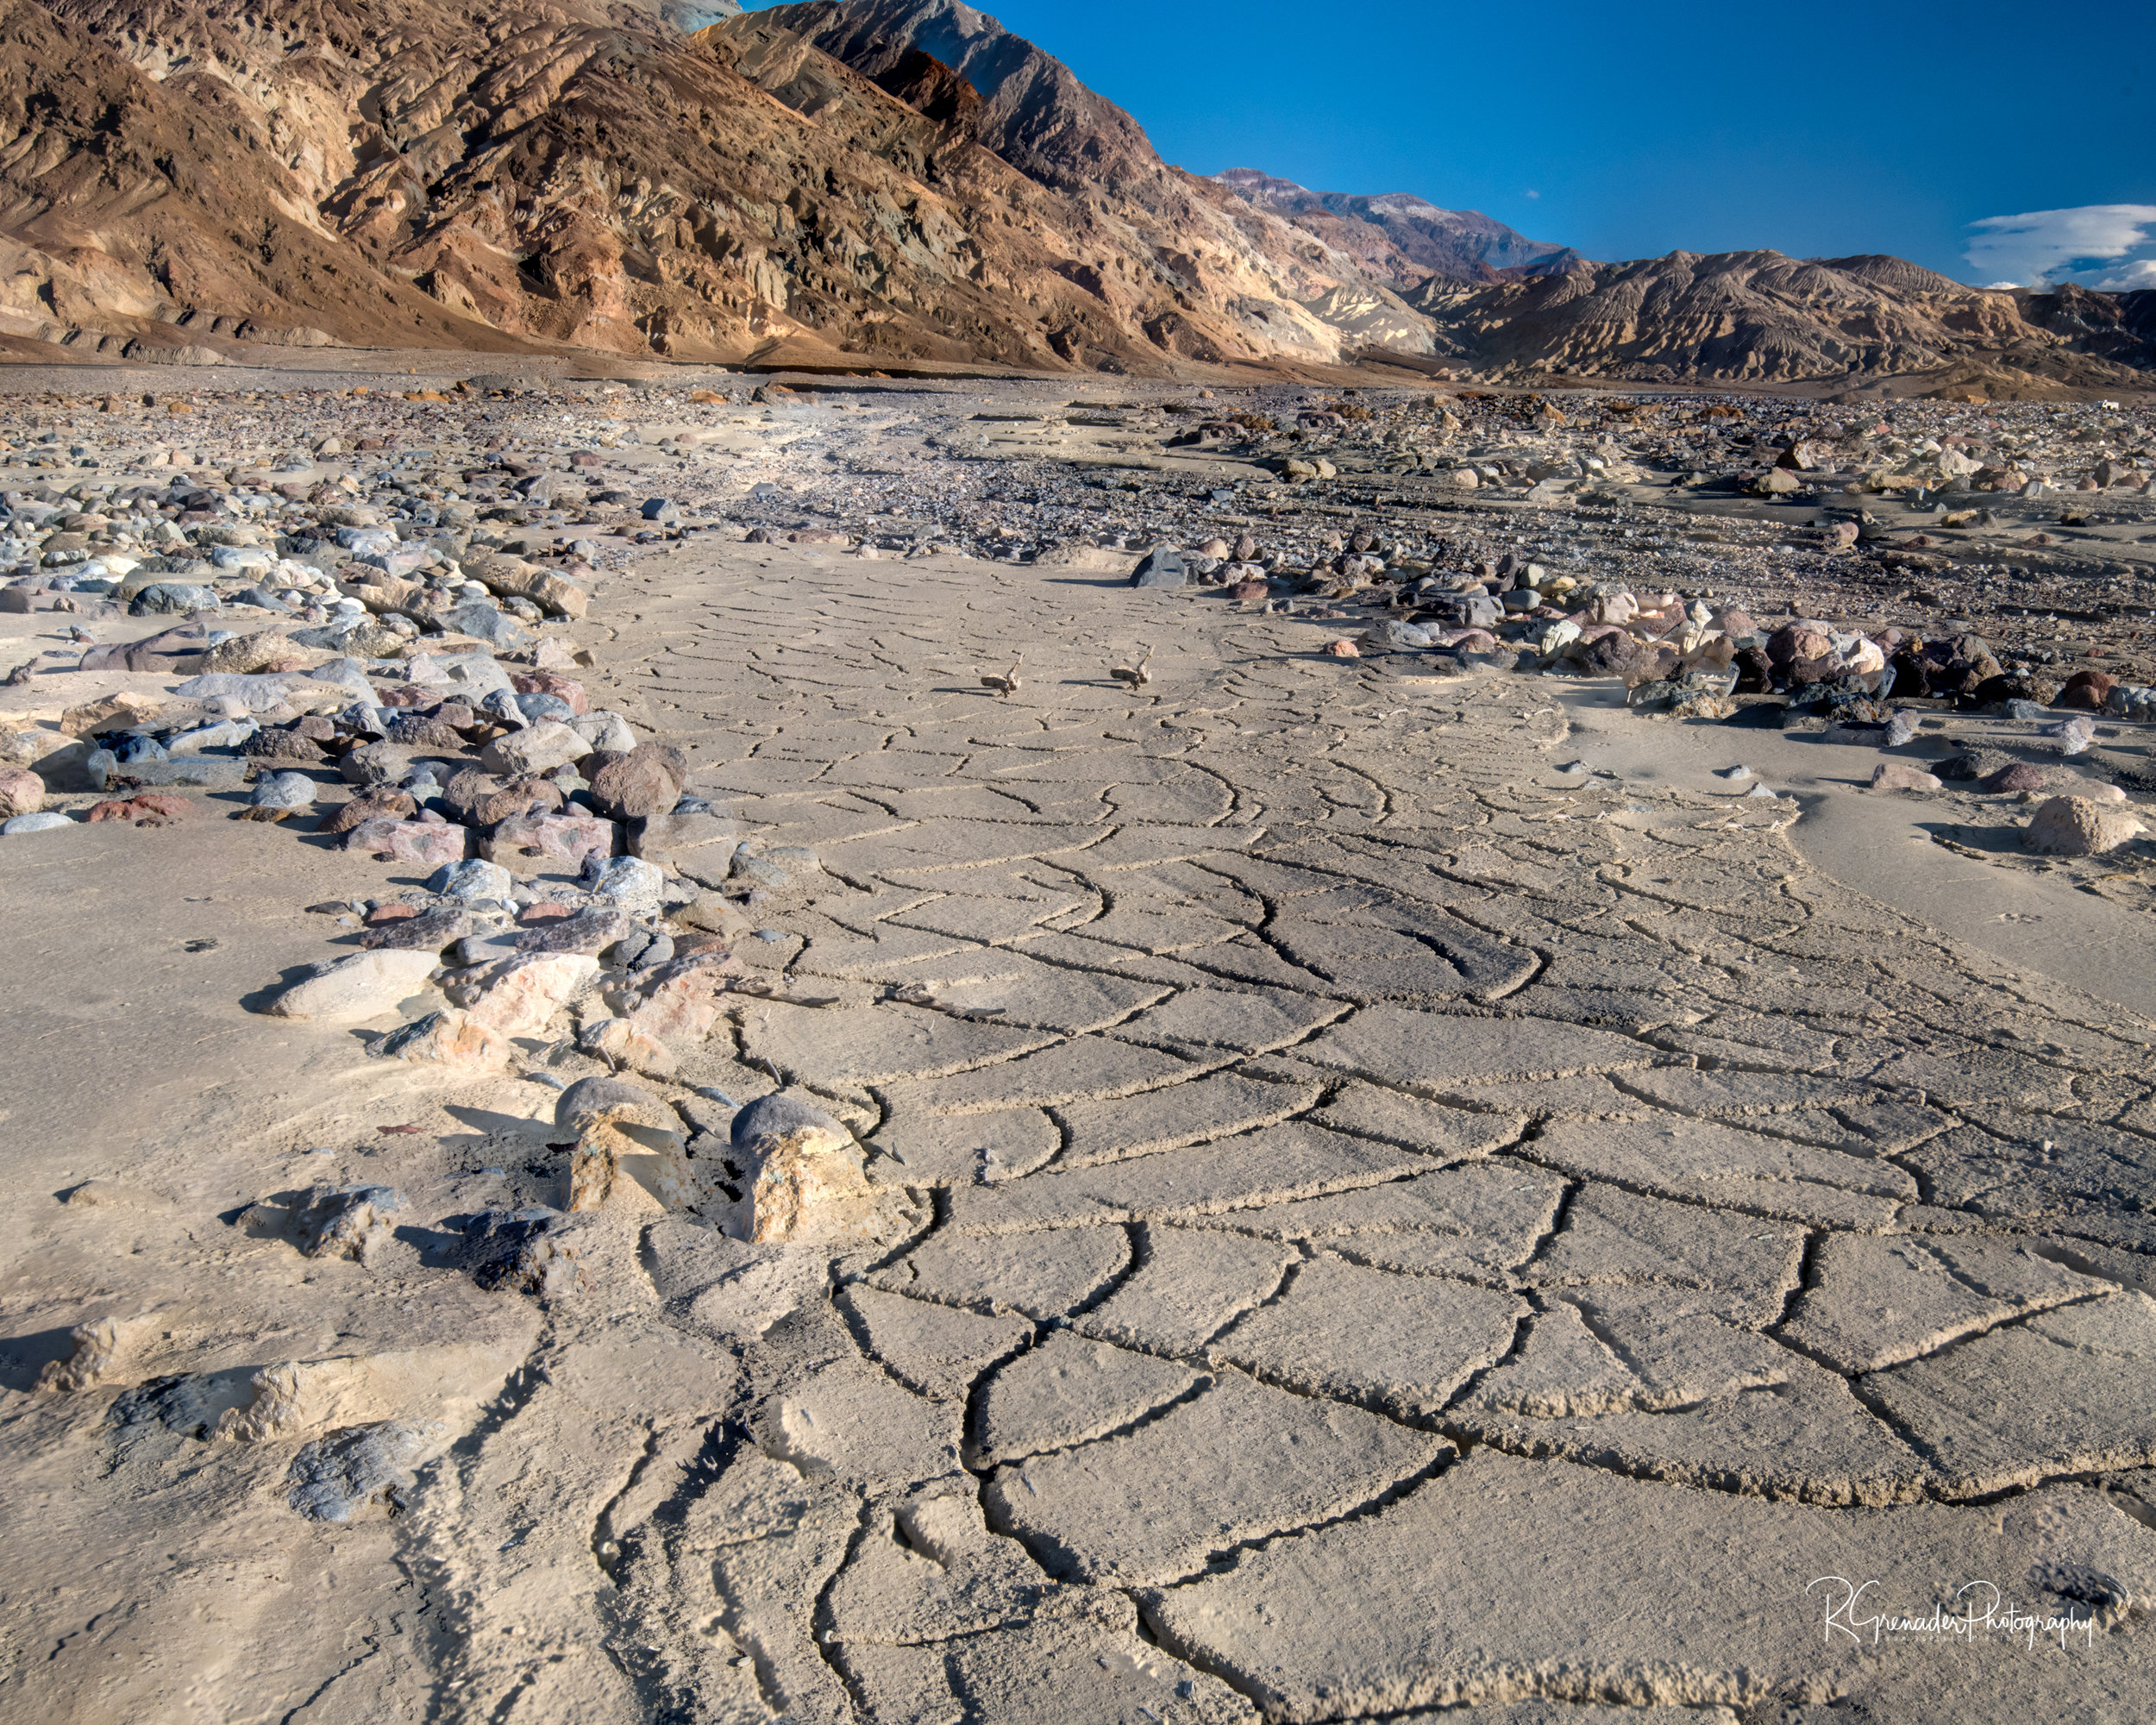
443, 953, 598, 1036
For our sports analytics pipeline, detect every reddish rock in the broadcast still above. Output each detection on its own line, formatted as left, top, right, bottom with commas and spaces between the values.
372, 1007, 512, 1072
1570, 630, 1649, 679
344, 817, 470, 867
365, 903, 422, 924
0, 764, 42, 819
518, 901, 574, 925
1977, 762, 2061, 794
443, 952, 599, 1035
2054, 669, 2115, 712
607, 950, 743, 1044
1320, 639, 1359, 658
485, 812, 618, 874
1765, 624, 1833, 669
510, 670, 589, 715
85, 794, 192, 825
586, 743, 684, 821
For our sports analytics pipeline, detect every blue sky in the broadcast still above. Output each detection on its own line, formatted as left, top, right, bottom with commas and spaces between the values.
745, 0, 2156, 286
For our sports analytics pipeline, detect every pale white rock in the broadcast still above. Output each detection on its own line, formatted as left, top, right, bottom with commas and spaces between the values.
479, 718, 589, 777
260, 948, 440, 1022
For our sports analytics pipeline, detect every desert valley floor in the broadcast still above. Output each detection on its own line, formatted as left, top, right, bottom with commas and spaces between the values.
2, 360, 2154, 1724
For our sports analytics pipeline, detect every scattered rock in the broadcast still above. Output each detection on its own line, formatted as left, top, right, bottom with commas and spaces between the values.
1129, 548, 1187, 589
251, 771, 316, 811
2025, 796, 2146, 856
1869, 762, 1941, 793
2, 810, 73, 835
0, 765, 44, 818
343, 817, 469, 867
262, 949, 440, 1022
586, 742, 686, 820
558, 1076, 701, 1213
724, 1092, 921, 1245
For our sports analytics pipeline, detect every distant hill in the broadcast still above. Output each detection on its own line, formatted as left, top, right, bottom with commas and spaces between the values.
1400, 249, 2156, 393
1210, 168, 1581, 285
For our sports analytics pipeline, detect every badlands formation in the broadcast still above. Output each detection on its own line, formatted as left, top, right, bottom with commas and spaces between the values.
1, 359, 2154, 1724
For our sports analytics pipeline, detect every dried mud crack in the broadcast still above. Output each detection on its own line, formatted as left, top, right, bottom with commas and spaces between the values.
2, 367, 2155, 1723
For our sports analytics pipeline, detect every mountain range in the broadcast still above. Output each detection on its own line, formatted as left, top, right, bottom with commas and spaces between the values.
6, 0, 2153, 392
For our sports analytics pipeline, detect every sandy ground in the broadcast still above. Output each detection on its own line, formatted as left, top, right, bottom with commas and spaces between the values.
1558, 683, 2156, 1021
6, 536, 2156, 1722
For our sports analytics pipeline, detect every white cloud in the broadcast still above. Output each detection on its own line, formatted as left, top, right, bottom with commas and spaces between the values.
1964, 204, 2156, 288
2084, 257, 2156, 292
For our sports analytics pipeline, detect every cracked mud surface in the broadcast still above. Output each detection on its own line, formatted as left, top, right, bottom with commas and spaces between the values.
8, 536, 2156, 1722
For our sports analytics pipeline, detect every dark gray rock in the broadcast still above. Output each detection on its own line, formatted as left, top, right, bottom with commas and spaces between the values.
1130, 547, 1187, 589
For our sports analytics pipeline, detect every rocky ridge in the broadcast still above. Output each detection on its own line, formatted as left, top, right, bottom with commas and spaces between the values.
12, 0, 1434, 373
1211, 166, 1582, 285
1407, 249, 2156, 394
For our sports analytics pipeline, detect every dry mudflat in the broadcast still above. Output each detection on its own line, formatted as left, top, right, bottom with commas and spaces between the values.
3, 373, 2156, 1724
